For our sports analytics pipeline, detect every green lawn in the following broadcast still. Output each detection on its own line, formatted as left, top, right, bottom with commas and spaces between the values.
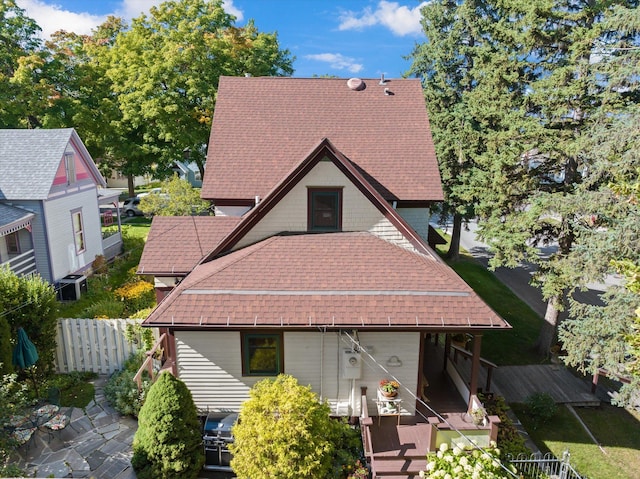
58, 220, 152, 318
512, 403, 640, 479
435, 229, 640, 479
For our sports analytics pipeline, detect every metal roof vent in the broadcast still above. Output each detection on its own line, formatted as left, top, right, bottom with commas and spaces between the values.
347, 78, 366, 91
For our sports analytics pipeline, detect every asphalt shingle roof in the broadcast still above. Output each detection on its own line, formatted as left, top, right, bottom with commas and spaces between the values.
144, 232, 509, 330
202, 76, 443, 203
137, 216, 241, 275
0, 203, 34, 230
0, 128, 77, 200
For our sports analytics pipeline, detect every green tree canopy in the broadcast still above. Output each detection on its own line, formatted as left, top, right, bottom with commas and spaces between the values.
106, 0, 294, 182
138, 176, 211, 216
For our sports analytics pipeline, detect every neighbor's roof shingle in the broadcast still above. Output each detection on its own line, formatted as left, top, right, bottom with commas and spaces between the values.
0, 128, 98, 200
137, 216, 241, 275
202, 76, 443, 203
144, 232, 509, 330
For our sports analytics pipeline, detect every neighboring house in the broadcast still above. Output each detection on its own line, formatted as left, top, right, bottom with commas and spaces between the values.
100, 162, 153, 190
171, 160, 203, 187
139, 77, 510, 444
0, 128, 123, 289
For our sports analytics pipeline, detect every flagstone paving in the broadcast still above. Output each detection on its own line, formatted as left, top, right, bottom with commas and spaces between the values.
12, 376, 137, 478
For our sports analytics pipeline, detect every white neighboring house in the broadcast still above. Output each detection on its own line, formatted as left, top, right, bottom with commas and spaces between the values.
0, 128, 123, 292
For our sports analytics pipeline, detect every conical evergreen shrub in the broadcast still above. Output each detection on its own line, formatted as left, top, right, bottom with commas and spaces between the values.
132, 371, 204, 479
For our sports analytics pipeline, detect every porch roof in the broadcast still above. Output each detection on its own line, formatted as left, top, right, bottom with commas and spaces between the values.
143, 232, 510, 330
0, 204, 34, 237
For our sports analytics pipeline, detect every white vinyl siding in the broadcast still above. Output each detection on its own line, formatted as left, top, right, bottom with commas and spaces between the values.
176, 329, 420, 417
42, 189, 104, 281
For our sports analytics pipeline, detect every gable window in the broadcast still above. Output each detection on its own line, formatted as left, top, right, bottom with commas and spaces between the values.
308, 188, 342, 231
6, 232, 20, 255
241, 333, 283, 376
72, 210, 85, 253
65, 153, 75, 185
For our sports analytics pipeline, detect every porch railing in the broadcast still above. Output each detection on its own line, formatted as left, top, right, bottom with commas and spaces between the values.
133, 332, 172, 390
1, 249, 37, 277
359, 387, 377, 479
450, 343, 497, 393
508, 451, 587, 479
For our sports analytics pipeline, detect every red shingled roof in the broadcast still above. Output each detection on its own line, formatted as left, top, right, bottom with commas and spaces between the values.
137, 216, 240, 275
143, 232, 509, 331
202, 76, 443, 203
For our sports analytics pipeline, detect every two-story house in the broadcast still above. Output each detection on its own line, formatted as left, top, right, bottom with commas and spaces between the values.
0, 128, 122, 294
138, 77, 510, 457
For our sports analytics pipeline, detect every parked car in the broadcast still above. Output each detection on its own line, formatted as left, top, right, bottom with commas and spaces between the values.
137, 187, 163, 198
122, 197, 143, 217
202, 411, 237, 472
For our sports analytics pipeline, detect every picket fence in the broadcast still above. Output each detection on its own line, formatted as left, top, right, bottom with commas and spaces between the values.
55, 318, 151, 375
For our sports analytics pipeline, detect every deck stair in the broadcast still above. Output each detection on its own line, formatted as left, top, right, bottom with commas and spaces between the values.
371, 453, 426, 478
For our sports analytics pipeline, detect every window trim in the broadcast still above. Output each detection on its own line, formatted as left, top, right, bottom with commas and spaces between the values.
71, 209, 86, 254
241, 332, 283, 377
307, 187, 343, 232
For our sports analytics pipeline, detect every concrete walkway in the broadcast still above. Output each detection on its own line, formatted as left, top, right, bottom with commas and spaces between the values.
13, 376, 137, 478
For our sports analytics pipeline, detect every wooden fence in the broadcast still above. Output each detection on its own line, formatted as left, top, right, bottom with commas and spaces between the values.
55, 318, 150, 374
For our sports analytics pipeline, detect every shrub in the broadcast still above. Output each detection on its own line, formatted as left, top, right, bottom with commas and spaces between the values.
479, 393, 529, 458
0, 371, 29, 477
524, 392, 557, 427
0, 267, 58, 379
230, 374, 350, 479
132, 372, 204, 479
421, 442, 517, 479
0, 317, 13, 376
105, 352, 151, 417
82, 298, 126, 319
114, 279, 155, 316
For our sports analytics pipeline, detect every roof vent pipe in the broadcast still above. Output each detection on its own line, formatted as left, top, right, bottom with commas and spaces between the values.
379, 73, 386, 85
255, 195, 260, 205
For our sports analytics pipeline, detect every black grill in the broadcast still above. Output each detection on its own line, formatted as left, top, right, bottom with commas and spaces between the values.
202, 412, 237, 472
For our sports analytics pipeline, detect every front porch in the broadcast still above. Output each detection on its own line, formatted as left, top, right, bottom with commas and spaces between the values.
360, 335, 500, 479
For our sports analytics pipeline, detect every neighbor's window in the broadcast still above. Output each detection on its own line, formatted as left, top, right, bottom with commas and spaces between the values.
64, 153, 76, 185
72, 210, 85, 253
308, 188, 342, 231
6, 232, 20, 254
242, 333, 282, 376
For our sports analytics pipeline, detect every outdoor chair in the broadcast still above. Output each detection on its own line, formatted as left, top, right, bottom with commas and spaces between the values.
47, 386, 61, 406
42, 412, 69, 443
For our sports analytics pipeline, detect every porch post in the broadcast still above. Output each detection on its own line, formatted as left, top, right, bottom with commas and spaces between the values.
469, 334, 482, 405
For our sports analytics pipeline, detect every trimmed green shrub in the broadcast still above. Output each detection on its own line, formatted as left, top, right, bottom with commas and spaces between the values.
105, 352, 151, 417
525, 392, 558, 427
231, 374, 355, 479
132, 372, 204, 479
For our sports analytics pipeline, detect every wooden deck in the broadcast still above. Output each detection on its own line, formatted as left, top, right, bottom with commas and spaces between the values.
493, 364, 600, 406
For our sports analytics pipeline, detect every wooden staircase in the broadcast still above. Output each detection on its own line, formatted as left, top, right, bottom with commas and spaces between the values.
370, 454, 426, 478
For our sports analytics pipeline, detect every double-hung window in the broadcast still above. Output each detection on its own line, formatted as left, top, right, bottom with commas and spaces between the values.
72, 210, 85, 253
241, 333, 283, 376
308, 188, 342, 232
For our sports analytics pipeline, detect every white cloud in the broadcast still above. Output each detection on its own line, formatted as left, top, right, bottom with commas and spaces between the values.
338, 0, 427, 36
305, 53, 363, 73
17, 0, 107, 38
16, 0, 244, 39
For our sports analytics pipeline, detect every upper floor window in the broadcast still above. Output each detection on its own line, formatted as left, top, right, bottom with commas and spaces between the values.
72, 210, 85, 253
308, 188, 342, 232
241, 333, 283, 376
64, 153, 76, 185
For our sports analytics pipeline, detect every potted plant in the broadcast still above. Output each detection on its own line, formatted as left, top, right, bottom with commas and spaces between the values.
470, 405, 487, 426
379, 379, 400, 398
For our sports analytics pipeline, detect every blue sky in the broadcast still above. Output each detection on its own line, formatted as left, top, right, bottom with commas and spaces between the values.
16, 0, 428, 79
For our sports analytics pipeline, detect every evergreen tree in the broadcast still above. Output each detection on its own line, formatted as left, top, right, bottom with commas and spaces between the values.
132, 372, 205, 479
